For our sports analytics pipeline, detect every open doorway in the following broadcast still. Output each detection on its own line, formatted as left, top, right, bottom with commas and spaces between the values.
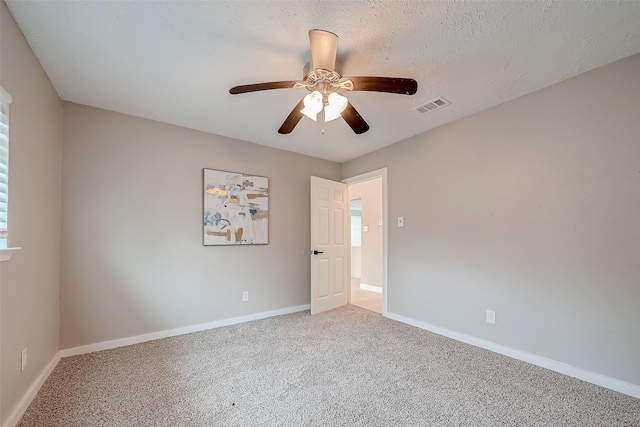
310, 168, 387, 316
348, 177, 383, 314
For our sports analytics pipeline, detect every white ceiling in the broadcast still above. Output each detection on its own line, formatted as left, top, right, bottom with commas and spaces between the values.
6, 1, 640, 163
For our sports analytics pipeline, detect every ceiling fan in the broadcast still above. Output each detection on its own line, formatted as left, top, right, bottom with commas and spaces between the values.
229, 29, 418, 135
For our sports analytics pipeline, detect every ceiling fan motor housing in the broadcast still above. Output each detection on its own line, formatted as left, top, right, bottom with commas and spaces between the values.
303, 61, 343, 80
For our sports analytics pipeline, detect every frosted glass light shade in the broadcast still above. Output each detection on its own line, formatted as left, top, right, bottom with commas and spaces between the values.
301, 106, 318, 121
304, 91, 323, 112
301, 91, 323, 121
324, 108, 341, 122
324, 92, 348, 122
328, 92, 347, 112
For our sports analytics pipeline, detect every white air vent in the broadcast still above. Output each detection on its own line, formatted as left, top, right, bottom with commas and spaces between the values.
414, 97, 450, 114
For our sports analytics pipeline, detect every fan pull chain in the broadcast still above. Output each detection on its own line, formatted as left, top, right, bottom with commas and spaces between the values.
319, 108, 325, 134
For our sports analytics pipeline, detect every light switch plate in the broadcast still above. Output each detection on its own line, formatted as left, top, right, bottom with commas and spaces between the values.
397, 216, 404, 227
21, 348, 27, 371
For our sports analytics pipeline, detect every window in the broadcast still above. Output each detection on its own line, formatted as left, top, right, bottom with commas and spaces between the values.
350, 199, 362, 247
0, 86, 12, 249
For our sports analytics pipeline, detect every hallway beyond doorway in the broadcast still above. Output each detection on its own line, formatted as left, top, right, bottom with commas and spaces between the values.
350, 278, 382, 313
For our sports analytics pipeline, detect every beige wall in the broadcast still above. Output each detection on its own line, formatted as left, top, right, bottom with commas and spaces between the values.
0, 1, 63, 423
342, 53, 640, 386
349, 178, 383, 288
60, 103, 341, 348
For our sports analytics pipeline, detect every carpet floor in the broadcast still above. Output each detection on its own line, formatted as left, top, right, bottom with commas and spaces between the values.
18, 305, 640, 426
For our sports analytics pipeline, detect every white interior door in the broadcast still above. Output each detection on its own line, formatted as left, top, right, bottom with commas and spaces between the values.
310, 176, 348, 315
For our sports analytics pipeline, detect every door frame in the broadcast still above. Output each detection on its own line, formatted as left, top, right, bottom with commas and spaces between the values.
342, 167, 388, 316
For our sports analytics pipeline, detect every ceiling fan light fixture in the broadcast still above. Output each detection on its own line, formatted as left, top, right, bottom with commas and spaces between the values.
301, 106, 318, 121
230, 29, 418, 135
328, 92, 348, 112
324, 92, 348, 122
305, 91, 323, 110
323, 107, 339, 122
301, 91, 323, 121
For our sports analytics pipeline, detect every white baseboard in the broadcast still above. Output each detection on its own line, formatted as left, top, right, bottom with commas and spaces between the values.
359, 283, 382, 294
385, 311, 640, 399
11, 304, 635, 427
60, 304, 311, 357
3, 304, 311, 427
4, 351, 62, 427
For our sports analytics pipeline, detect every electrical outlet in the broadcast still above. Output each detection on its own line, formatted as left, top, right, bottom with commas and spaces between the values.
242, 291, 249, 302
486, 310, 496, 324
21, 348, 27, 371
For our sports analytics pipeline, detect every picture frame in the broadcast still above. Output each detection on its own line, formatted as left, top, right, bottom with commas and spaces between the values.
203, 169, 269, 245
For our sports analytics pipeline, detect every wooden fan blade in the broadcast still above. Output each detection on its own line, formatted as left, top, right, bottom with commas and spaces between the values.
347, 77, 418, 95
309, 29, 338, 72
342, 102, 370, 134
229, 81, 297, 95
278, 98, 306, 134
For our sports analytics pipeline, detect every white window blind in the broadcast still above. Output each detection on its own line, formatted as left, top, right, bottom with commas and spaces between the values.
0, 86, 12, 246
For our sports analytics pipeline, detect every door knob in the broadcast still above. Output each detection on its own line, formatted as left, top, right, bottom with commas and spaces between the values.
312, 250, 324, 255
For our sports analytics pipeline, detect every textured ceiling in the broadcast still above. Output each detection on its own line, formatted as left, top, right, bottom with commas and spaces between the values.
6, 1, 640, 162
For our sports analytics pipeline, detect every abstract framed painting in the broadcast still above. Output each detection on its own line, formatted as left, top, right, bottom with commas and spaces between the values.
203, 169, 269, 245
